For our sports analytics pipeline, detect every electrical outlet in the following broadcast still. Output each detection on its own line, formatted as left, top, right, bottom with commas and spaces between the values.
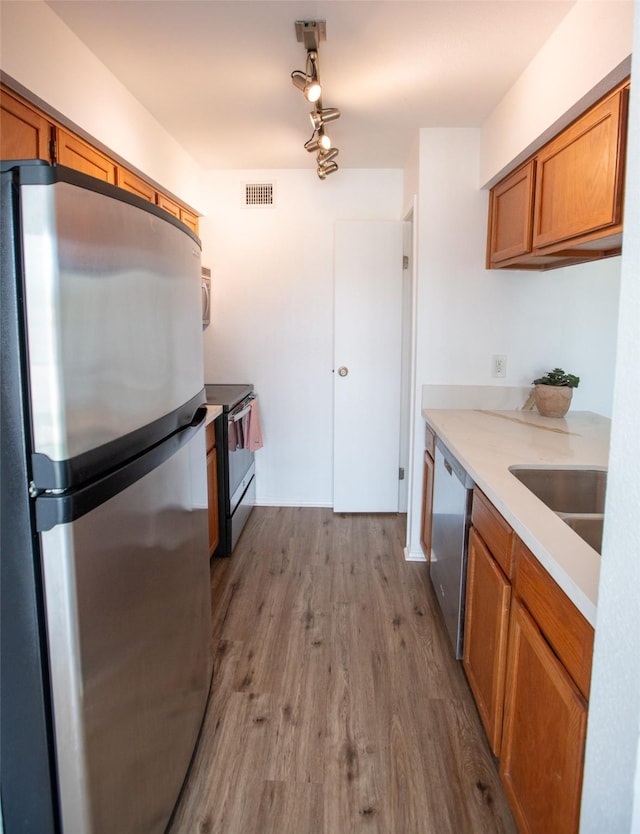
492, 354, 507, 378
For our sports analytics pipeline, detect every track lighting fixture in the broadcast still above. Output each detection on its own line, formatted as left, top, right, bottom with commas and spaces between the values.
291, 20, 341, 180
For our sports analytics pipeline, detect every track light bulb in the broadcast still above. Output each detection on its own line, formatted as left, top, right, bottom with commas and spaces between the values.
306, 81, 321, 103
304, 128, 331, 153
291, 71, 322, 104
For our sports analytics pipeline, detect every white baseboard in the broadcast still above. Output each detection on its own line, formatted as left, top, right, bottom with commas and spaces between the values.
254, 500, 333, 508
404, 546, 426, 562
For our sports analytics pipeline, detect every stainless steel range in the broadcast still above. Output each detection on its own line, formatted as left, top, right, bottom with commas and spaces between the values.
204, 384, 256, 556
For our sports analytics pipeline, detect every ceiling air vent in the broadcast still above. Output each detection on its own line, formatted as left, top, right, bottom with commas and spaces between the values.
243, 182, 275, 208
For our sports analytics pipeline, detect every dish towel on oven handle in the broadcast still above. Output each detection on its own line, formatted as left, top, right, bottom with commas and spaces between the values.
228, 418, 239, 452
243, 398, 264, 451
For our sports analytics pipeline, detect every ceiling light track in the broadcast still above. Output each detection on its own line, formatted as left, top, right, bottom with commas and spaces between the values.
291, 20, 341, 180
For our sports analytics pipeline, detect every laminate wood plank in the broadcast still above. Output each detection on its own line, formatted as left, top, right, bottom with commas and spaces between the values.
168, 507, 516, 834
255, 780, 324, 834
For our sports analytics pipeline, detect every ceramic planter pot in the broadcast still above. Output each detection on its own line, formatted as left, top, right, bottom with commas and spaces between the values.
534, 384, 573, 418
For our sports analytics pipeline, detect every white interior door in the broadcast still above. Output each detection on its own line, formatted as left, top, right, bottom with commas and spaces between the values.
333, 220, 403, 512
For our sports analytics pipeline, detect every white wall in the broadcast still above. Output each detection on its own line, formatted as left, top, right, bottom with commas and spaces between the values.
581, 5, 640, 829
403, 135, 420, 218
406, 127, 622, 557
480, 0, 634, 186
199, 168, 403, 506
0, 0, 205, 210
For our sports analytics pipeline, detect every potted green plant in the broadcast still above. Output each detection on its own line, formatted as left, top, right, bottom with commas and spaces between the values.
532, 367, 580, 418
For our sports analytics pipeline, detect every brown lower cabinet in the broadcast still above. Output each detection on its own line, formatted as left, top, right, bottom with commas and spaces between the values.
420, 426, 436, 559
206, 422, 220, 557
464, 526, 511, 756
500, 598, 588, 834
462, 487, 593, 834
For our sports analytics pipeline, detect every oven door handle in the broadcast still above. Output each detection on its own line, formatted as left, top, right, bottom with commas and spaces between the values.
229, 403, 252, 423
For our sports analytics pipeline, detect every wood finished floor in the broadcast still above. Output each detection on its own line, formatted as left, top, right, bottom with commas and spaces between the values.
167, 507, 517, 834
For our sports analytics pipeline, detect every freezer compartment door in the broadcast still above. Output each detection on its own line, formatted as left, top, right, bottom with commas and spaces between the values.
19, 171, 203, 470
40, 427, 212, 834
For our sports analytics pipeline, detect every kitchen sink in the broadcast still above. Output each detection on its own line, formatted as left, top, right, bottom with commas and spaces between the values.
562, 514, 604, 555
508, 466, 607, 514
509, 466, 607, 554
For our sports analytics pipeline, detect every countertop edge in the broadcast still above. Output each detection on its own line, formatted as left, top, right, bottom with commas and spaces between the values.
205, 404, 223, 425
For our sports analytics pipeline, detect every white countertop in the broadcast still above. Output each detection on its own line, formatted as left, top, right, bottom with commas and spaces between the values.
205, 404, 223, 425
422, 409, 611, 626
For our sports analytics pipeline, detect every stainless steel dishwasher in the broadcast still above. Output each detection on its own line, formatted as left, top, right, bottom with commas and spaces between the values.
429, 438, 474, 658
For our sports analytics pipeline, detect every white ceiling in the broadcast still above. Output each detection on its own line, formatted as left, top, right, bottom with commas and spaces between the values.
45, 0, 575, 171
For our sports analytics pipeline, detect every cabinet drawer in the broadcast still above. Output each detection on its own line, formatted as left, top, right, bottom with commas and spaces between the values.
514, 539, 594, 699
471, 489, 514, 577
206, 421, 216, 452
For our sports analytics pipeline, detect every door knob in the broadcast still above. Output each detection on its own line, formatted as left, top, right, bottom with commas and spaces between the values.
338, 366, 349, 377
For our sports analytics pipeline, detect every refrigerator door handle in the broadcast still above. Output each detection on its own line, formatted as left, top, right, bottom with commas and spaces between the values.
35, 407, 208, 533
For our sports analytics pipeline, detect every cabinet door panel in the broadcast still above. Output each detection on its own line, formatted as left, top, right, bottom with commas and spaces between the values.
420, 450, 434, 559
487, 160, 535, 264
533, 88, 626, 249
180, 208, 199, 234
514, 540, 594, 698
463, 527, 511, 755
500, 599, 587, 834
117, 168, 156, 203
1, 89, 51, 161
57, 128, 117, 183
157, 193, 181, 219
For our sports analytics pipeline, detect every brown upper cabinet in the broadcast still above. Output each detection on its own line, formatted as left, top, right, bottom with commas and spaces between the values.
0, 82, 199, 233
157, 193, 199, 233
487, 79, 629, 271
1, 87, 52, 161
56, 128, 117, 184
117, 167, 156, 203
487, 160, 536, 265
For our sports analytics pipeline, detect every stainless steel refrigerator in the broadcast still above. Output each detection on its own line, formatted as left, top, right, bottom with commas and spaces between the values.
1, 161, 213, 834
